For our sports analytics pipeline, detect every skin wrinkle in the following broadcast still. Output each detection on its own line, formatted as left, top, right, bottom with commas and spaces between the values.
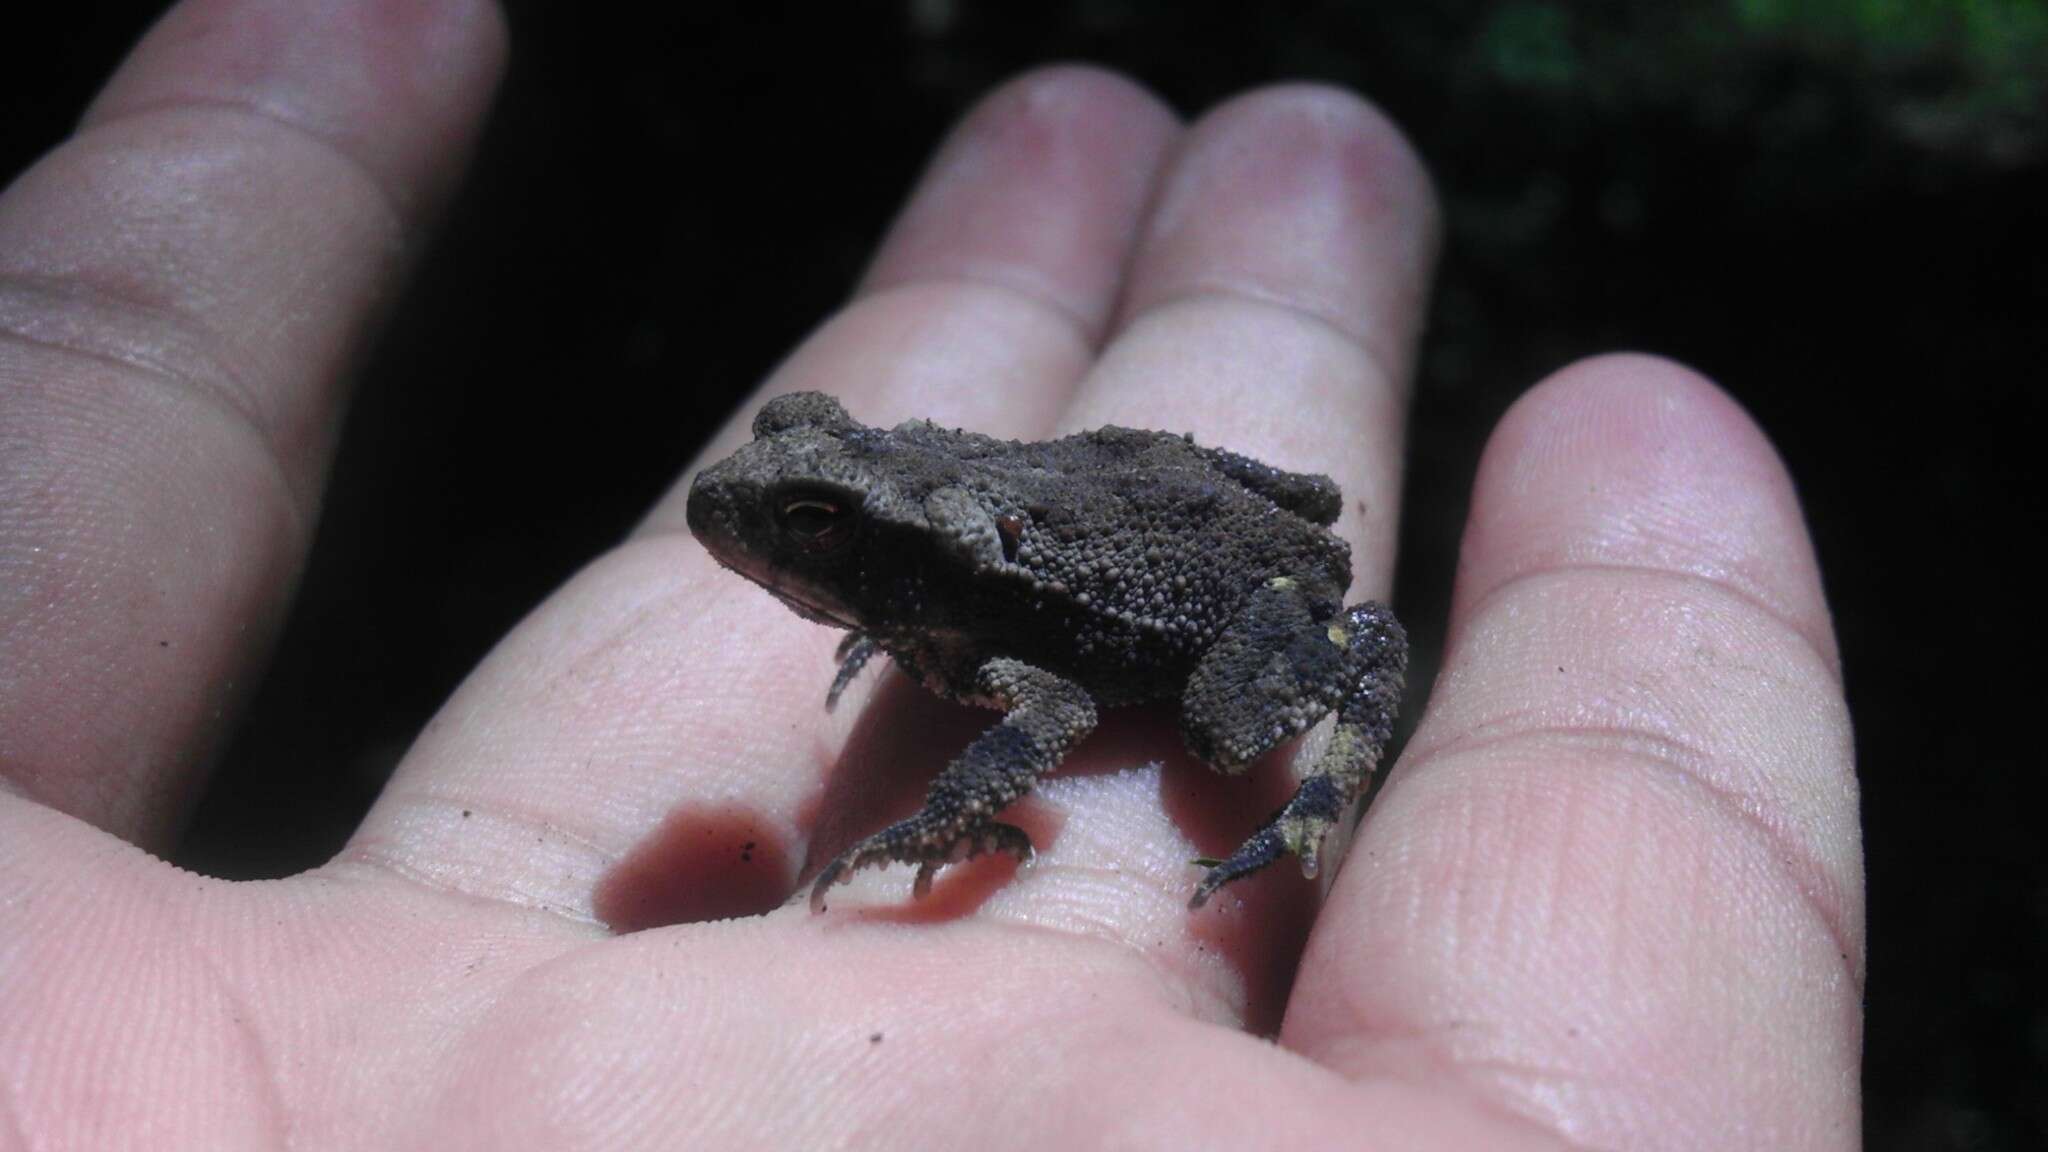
190, 937, 289, 1147
342, 801, 620, 929
430, 567, 840, 777
0, 106, 412, 525
1423, 573, 1852, 866
82, 94, 417, 240
0, 343, 303, 839
1459, 360, 1839, 681
1437, 1054, 1627, 1149
349, 534, 860, 896
1305, 777, 1847, 1150
1295, 1029, 1604, 1152
1295, 1004, 1494, 1088
0, 283, 310, 543
1294, 590, 1859, 1139
991, 880, 1247, 1028
985, 912, 1242, 1029
1074, 296, 1405, 496
356, 769, 817, 918
1447, 558, 1843, 693
0, 267, 278, 443
1131, 281, 1411, 404
1122, 89, 1437, 345
1405, 731, 1863, 994
325, 847, 613, 933
1404, 567, 1862, 983
859, 269, 1104, 356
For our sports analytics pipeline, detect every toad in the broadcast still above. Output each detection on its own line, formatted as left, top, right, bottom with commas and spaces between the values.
685, 392, 1406, 911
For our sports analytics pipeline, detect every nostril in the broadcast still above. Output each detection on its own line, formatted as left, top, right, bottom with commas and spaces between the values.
684, 474, 726, 541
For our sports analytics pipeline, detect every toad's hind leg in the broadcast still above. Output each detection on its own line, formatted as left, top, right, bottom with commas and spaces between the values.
808, 658, 1096, 911
1180, 580, 1407, 909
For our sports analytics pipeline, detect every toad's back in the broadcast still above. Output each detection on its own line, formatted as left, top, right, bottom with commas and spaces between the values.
834, 420, 1356, 705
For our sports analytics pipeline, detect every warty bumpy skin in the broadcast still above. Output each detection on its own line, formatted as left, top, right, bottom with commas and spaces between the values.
684, 392, 1407, 911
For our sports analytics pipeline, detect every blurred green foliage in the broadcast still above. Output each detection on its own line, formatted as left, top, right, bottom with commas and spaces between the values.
1467, 0, 2046, 162
1475, 2, 1580, 90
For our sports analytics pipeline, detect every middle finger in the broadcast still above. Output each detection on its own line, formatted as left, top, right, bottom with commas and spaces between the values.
339, 67, 1178, 924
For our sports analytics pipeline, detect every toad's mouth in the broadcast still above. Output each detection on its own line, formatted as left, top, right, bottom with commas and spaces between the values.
688, 504, 864, 630
766, 582, 859, 630
713, 546, 860, 630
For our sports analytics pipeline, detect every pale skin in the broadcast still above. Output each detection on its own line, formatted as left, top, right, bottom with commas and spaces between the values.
0, 2, 1863, 1149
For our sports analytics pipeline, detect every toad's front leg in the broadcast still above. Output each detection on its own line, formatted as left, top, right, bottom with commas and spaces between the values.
825, 631, 881, 711
808, 658, 1097, 911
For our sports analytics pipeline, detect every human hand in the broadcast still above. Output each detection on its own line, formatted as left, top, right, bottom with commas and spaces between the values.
0, 4, 1862, 1148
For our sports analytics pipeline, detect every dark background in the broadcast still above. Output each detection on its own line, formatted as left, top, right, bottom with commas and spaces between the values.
6, 2, 2041, 1148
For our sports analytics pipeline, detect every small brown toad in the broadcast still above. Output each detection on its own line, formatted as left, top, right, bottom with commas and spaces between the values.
685, 392, 1406, 911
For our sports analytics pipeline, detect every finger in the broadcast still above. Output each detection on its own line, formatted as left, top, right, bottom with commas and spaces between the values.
1073, 82, 1436, 578
413, 921, 1579, 1151
948, 85, 1438, 1025
344, 67, 1180, 924
1286, 358, 1863, 1147
0, 0, 507, 844
639, 66, 1181, 495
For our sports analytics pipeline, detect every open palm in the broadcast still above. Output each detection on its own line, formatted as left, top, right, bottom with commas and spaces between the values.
0, 4, 1863, 1149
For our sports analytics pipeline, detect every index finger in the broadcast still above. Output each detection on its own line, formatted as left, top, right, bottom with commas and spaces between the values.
1286, 359, 1863, 1147
0, 0, 506, 844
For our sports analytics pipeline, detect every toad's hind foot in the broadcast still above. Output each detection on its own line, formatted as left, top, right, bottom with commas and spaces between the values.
1183, 599, 1408, 909
1189, 775, 1344, 909
809, 820, 1034, 911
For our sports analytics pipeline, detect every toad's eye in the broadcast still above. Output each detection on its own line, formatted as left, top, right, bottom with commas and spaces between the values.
777, 493, 857, 552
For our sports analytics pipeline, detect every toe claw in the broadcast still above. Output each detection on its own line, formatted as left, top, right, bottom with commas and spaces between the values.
810, 821, 1037, 911
982, 822, 1034, 865
1187, 826, 1283, 909
808, 857, 851, 913
1296, 840, 1322, 880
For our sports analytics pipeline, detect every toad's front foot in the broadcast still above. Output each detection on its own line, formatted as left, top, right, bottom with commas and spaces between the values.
809, 657, 1093, 912
809, 819, 1035, 912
